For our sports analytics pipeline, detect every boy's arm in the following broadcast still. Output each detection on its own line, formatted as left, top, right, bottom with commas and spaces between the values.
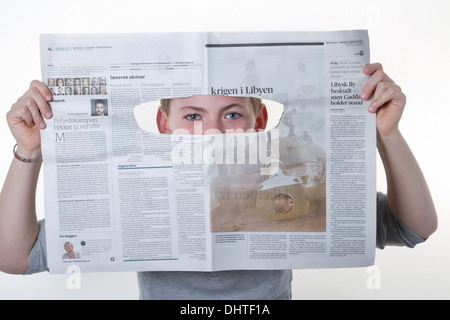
0, 81, 52, 274
0, 159, 42, 274
361, 63, 437, 239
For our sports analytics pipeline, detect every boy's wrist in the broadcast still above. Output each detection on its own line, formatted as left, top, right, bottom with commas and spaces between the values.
14, 144, 42, 162
377, 127, 401, 141
376, 128, 404, 155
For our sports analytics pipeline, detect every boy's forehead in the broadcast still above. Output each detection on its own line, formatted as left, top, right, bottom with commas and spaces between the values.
171, 95, 250, 108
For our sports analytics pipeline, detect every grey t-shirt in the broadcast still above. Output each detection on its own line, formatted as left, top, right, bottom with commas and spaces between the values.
25, 192, 424, 299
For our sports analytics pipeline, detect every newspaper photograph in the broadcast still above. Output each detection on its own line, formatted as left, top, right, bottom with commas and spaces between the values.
39, 31, 376, 273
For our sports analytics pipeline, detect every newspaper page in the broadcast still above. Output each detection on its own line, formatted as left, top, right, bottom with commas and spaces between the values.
39, 31, 376, 274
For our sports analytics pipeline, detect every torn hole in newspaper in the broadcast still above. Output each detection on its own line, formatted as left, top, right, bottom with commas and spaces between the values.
133, 95, 284, 134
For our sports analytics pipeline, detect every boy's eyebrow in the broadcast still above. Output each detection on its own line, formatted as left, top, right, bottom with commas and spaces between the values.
180, 106, 207, 113
180, 103, 246, 113
221, 103, 246, 112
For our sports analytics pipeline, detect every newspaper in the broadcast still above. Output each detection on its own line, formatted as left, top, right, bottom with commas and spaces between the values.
39, 31, 376, 274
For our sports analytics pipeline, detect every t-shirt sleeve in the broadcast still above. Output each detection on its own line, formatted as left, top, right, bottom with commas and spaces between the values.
24, 219, 49, 274
376, 192, 425, 249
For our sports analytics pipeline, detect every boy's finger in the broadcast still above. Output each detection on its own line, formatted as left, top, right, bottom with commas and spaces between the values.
29, 80, 53, 120
29, 80, 52, 101
363, 62, 383, 75
22, 97, 47, 129
17, 103, 35, 128
9, 97, 36, 128
368, 82, 404, 113
29, 85, 53, 120
360, 68, 394, 100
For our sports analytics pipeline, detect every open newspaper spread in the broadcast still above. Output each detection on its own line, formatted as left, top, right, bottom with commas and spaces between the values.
39, 31, 376, 274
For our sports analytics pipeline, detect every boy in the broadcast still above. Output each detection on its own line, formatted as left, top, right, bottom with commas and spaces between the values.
157, 95, 267, 135
0, 63, 437, 299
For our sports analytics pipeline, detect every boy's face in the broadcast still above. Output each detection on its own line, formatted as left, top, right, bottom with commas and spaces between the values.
157, 95, 268, 134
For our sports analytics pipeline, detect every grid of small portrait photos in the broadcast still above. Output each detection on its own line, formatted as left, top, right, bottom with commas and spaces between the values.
47, 77, 107, 96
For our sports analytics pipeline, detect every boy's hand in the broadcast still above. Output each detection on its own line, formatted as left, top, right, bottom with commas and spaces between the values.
360, 63, 406, 137
6, 80, 53, 158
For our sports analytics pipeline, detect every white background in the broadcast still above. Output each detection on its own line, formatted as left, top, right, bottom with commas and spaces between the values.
0, 0, 449, 300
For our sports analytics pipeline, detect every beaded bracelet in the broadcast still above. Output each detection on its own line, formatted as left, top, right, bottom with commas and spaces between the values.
13, 144, 42, 163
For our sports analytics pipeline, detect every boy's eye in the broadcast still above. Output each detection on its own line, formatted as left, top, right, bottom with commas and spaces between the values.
225, 112, 240, 120
186, 114, 201, 121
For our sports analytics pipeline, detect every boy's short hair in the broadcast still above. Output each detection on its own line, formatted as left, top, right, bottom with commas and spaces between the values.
160, 96, 263, 117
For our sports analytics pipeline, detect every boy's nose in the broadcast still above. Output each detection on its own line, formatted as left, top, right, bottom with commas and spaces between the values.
202, 119, 224, 134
